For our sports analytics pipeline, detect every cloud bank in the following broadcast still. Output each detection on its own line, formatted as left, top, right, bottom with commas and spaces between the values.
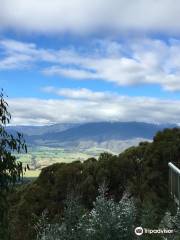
0, 0, 180, 34
1, 38, 180, 91
8, 91, 180, 125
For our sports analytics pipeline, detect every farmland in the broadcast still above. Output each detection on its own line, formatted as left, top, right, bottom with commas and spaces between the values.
15, 146, 101, 178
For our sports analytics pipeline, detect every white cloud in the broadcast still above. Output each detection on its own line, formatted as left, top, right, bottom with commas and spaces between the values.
0, 39, 39, 69
0, 38, 58, 69
42, 87, 112, 100
43, 66, 98, 80
8, 94, 180, 125
42, 38, 180, 91
0, 0, 180, 34
2, 38, 180, 91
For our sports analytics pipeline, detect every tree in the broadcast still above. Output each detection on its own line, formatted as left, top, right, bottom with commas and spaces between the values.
35, 193, 85, 240
84, 185, 136, 240
0, 89, 27, 239
35, 185, 136, 240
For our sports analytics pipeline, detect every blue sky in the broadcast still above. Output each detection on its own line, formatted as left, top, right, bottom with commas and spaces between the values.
1, 0, 180, 125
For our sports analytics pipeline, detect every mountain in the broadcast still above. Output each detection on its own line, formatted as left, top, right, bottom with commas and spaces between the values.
33, 122, 176, 142
7, 123, 79, 136
8, 122, 177, 152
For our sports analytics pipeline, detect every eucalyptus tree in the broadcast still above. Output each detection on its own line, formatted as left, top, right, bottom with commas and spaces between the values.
0, 89, 27, 239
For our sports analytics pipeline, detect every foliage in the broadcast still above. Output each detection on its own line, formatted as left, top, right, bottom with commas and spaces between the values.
83, 185, 136, 240
35, 185, 136, 240
159, 208, 180, 240
0, 89, 27, 189
0, 89, 27, 239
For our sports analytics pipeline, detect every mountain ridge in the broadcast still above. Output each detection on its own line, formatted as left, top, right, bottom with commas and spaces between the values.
8, 122, 177, 148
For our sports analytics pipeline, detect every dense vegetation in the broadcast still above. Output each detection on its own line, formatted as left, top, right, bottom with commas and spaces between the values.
0, 90, 27, 239
6, 127, 180, 239
35, 185, 136, 240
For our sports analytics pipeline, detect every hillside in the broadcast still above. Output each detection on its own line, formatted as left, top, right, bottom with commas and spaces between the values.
33, 121, 176, 140
7, 123, 78, 136
10, 122, 176, 152
7, 127, 180, 240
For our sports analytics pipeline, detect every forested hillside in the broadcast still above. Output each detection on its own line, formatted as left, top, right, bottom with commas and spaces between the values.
7, 127, 180, 240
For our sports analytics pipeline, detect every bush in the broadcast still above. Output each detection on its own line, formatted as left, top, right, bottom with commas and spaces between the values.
35, 185, 136, 240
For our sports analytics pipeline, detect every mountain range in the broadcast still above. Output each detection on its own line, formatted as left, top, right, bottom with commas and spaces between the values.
7, 122, 177, 153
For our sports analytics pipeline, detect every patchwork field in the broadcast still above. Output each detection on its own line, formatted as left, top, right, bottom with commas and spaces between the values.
15, 146, 100, 178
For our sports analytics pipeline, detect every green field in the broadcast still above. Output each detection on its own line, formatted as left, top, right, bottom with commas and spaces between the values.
15, 146, 98, 178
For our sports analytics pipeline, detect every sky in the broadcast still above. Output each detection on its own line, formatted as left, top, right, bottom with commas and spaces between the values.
1, 0, 180, 125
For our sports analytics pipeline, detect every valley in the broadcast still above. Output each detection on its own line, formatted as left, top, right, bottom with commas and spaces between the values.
10, 121, 174, 178
15, 138, 150, 178
15, 146, 95, 178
